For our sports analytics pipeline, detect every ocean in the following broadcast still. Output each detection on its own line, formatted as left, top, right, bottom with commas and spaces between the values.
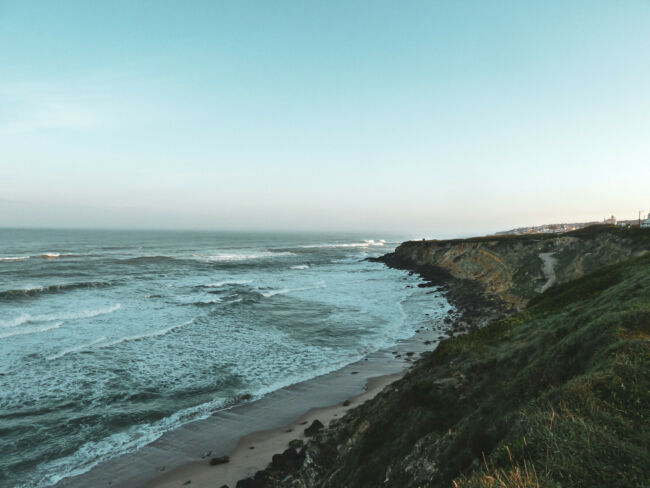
0, 229, 448, 488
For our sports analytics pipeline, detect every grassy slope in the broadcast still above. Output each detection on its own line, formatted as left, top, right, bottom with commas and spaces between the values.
309, 252, 650, 488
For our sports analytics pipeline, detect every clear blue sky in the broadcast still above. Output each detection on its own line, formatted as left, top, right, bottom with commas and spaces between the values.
1, 0, 649, 236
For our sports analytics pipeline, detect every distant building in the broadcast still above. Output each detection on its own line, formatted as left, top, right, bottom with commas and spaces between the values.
604, 215, 617, 225
642, 213, 650, 229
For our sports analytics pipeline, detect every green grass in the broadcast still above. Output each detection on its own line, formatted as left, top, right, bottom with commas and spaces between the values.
312, 253, 650, 488
404, 224, 650, 247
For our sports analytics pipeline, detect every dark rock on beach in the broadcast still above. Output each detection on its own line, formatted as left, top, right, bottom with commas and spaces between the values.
303, 419, 324, 437
271, 447, 303, 471
210, 455, 230, 466
235, 478, 258, 488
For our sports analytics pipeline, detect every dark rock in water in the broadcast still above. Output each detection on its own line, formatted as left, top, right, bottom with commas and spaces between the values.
299, 420, 308, 425
183, 481, 191, 486
288, 439, 303, 449
424, 340, 432, 345
210, 455, 230, 466
304, 419, 324, 437
239, 393, 253, 401
342, 399, 351, 406
249, 446, 255, 449
350, 371, 359, 374
284, 428, 293, 432
406, 352, 415, 356
201, 450, 212, 459
219, 485, 229, 488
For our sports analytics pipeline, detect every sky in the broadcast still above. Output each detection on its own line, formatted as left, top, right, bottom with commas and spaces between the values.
1, 0, 649, 237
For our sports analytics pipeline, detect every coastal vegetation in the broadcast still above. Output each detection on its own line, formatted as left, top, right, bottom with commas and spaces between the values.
386, 225, 650, 310
248, 227, 650, 488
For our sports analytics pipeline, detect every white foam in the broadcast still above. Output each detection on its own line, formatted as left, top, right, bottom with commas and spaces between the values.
42, 252, 61, 258
99, 318, 196, 348
261, 288, 291, 298
22, 285, 45, 292
0, 256, 29, 261
203, 251, 296, 262
260, 282, 325, 298
46, 337, 107, 361
290, 264, 310, 270
0, 304, 121, 329
194, 299, 222, 305
0, 322, 63, 339
202, 279, 253, 288
31, 394, 231, 488
300, 239, 386, 249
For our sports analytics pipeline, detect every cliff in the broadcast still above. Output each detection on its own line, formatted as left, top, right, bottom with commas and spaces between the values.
234, 227, 650, 488
381, 225, 650, 311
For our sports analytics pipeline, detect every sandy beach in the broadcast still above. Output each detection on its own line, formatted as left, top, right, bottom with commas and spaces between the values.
54, 323, 447, 488
146, 373, 403, 488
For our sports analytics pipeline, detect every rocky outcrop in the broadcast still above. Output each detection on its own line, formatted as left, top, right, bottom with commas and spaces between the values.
380, 225, 649, 310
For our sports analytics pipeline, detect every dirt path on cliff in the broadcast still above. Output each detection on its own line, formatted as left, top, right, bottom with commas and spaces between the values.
539, 252, 557, 292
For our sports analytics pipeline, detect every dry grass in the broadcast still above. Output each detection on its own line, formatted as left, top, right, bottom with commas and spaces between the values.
454, 449, 543, 488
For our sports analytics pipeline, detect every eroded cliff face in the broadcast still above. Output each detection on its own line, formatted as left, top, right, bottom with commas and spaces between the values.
383, 226, 649, 310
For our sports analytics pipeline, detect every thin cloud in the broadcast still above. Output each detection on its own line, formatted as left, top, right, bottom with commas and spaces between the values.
0, 82, 105, 136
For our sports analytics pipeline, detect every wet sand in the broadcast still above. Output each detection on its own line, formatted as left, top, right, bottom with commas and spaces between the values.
147, 373, 403, 488
55, 327, 446, 488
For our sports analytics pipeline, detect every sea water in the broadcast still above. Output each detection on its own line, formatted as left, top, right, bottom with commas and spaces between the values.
0, 229, 448, 487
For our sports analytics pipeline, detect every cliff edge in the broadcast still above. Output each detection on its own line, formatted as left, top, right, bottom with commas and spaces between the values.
381, 225, 650, 311
233, 226, 650, 488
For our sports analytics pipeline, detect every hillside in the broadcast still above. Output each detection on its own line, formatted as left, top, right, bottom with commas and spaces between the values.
240, 228, 650, 488
381, 225, 650, 311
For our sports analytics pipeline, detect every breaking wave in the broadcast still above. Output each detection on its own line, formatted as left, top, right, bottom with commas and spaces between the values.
0, 256, 30, 261
200, 279, 253, 288
0, 304, 121, 329
202, 251, 296, 262
299, 239, 386, 249
0, 281, 112, 301
0, 322, 64, 339
46, 337, 108, 361
260, 282, 326, 298
98, 318, 197, 349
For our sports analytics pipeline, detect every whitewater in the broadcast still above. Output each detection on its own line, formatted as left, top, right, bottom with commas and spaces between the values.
0, 229, 448, 488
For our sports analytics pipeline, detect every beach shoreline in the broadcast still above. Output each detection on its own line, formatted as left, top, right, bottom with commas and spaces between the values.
146, 372, 405, 488
54, 321, 449, 488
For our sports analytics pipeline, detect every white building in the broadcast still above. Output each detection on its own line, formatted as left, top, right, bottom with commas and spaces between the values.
604, 215, 617, 225
642, 213, 650, 229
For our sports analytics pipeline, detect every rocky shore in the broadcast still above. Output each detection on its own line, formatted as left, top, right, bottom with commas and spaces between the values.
212, 238, 518, 488
220, 226, 650, 488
